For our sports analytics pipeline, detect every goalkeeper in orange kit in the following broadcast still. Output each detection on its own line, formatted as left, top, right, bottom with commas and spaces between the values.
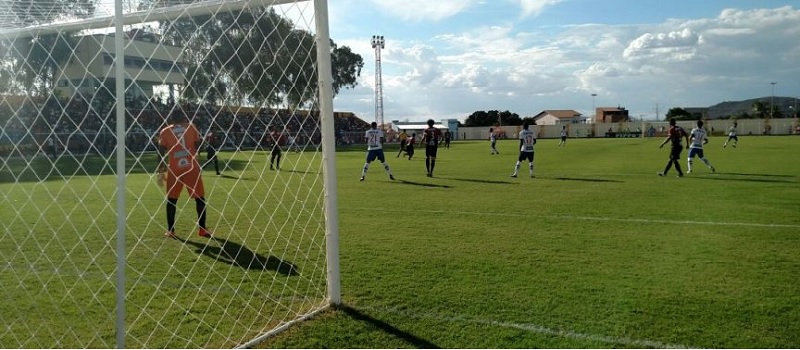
157, 108, 212, 238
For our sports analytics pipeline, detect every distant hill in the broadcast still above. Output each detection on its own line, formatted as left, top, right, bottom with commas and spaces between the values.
703, 96, 798, 119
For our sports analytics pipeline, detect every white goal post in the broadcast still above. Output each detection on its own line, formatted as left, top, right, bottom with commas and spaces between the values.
0, 0, 339, 348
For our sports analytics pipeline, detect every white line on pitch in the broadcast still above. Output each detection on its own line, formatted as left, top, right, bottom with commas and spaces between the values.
351, 208, 800, 229
358, 306, 691, 349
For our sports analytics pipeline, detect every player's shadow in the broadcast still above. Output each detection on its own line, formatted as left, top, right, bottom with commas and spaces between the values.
281, 169, 321, 175
551, 176, 623, 183
690, 176, 795, 184
445, 177, 515, 185
397, 179, 451, 188
205, 173, 242, 180
338, 305, 440, 349
721, 172, 795, 178
177, 236, 299, 276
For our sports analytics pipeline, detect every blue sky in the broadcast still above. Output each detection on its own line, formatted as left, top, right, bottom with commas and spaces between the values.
325, 0, 800, 122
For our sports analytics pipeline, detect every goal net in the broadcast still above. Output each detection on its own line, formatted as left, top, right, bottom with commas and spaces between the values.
0, 0, 340, 347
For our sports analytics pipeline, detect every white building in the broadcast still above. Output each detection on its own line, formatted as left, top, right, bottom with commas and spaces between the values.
54, 30, 186, 102
532, 110, 586, 125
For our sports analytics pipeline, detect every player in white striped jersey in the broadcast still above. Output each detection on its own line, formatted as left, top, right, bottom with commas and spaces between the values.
723, 122, 738, 148
511, 122, 536, 178
558, 125, 567, 147
360, 122, 395, 181
489, 127, 500, 155
687, 120, 715, 174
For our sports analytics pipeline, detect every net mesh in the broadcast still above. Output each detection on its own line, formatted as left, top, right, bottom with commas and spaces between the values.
0, 0, 331, 347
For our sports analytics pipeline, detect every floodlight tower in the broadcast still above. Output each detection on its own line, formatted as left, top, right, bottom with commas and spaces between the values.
770, 82, 777, 119
371, 35, 385, 129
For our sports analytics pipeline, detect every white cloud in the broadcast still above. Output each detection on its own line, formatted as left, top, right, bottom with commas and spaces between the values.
334, 4, 800, 122
369, 0, 480, 22
517, 0, 565, 18
622, 28, 702, 62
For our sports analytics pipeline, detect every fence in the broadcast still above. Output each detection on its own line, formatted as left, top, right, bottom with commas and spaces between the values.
456, 118, 800, 140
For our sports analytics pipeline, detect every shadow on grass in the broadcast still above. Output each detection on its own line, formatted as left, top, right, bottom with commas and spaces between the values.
445, 177, 515, 185
0, 153, 251, 184
720, 172, 795, 178
176, 236, 299, 276
396, 179, 452, 188
281, 169, 321, 175
338, 305, 440, 349
550, 177, 624, 183
689, 175, 796, 184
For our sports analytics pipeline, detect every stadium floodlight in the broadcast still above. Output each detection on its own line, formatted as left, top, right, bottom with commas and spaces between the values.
371, 35, 385, 129
0, 0, 339, 348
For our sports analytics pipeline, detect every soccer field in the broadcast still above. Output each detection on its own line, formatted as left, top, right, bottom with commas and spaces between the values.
1, 135, 799, 348
263, 135, 800, 348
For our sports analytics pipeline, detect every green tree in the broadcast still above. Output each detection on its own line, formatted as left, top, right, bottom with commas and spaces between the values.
464, 110, 494, 127
11, 34, 77, 94
665, 107, 694, 120
151, 3, 362, 108
498, 110, 523, 125
464, 110, 523, 126
751, 101, 767, 119
768, 105, 784, 119
1, 0, 94, 94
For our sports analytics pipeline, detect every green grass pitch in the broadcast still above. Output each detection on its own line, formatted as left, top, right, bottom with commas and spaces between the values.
2, 135, 799, 348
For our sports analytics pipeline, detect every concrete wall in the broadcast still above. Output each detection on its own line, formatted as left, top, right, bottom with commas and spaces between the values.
458, 119, 800, 140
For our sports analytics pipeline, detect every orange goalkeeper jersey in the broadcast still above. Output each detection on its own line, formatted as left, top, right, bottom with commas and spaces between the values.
159, 122, 201, 172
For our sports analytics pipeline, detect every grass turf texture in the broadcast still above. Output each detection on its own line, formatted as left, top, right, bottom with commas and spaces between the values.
2, 135, 799, 348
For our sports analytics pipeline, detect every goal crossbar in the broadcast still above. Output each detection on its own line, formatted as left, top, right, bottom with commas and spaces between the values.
0, 0, 297, 39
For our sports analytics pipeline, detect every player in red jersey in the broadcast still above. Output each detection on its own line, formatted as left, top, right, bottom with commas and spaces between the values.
658, 118, 689, 177
419, 119, 443, 177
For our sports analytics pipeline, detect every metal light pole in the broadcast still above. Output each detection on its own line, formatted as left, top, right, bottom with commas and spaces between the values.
770, 82, 776, 119
591, 93, 597, 122
371, 35, 385, 129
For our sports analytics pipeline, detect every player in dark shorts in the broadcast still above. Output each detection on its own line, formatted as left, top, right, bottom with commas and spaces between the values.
658, 118, 689, 177
419, 119, 443, 177
405, 133, 416, 160
444, 130, 451, 149
203, 126, 221, 175
397, 129, 408, 157
269, 126, 285, 170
